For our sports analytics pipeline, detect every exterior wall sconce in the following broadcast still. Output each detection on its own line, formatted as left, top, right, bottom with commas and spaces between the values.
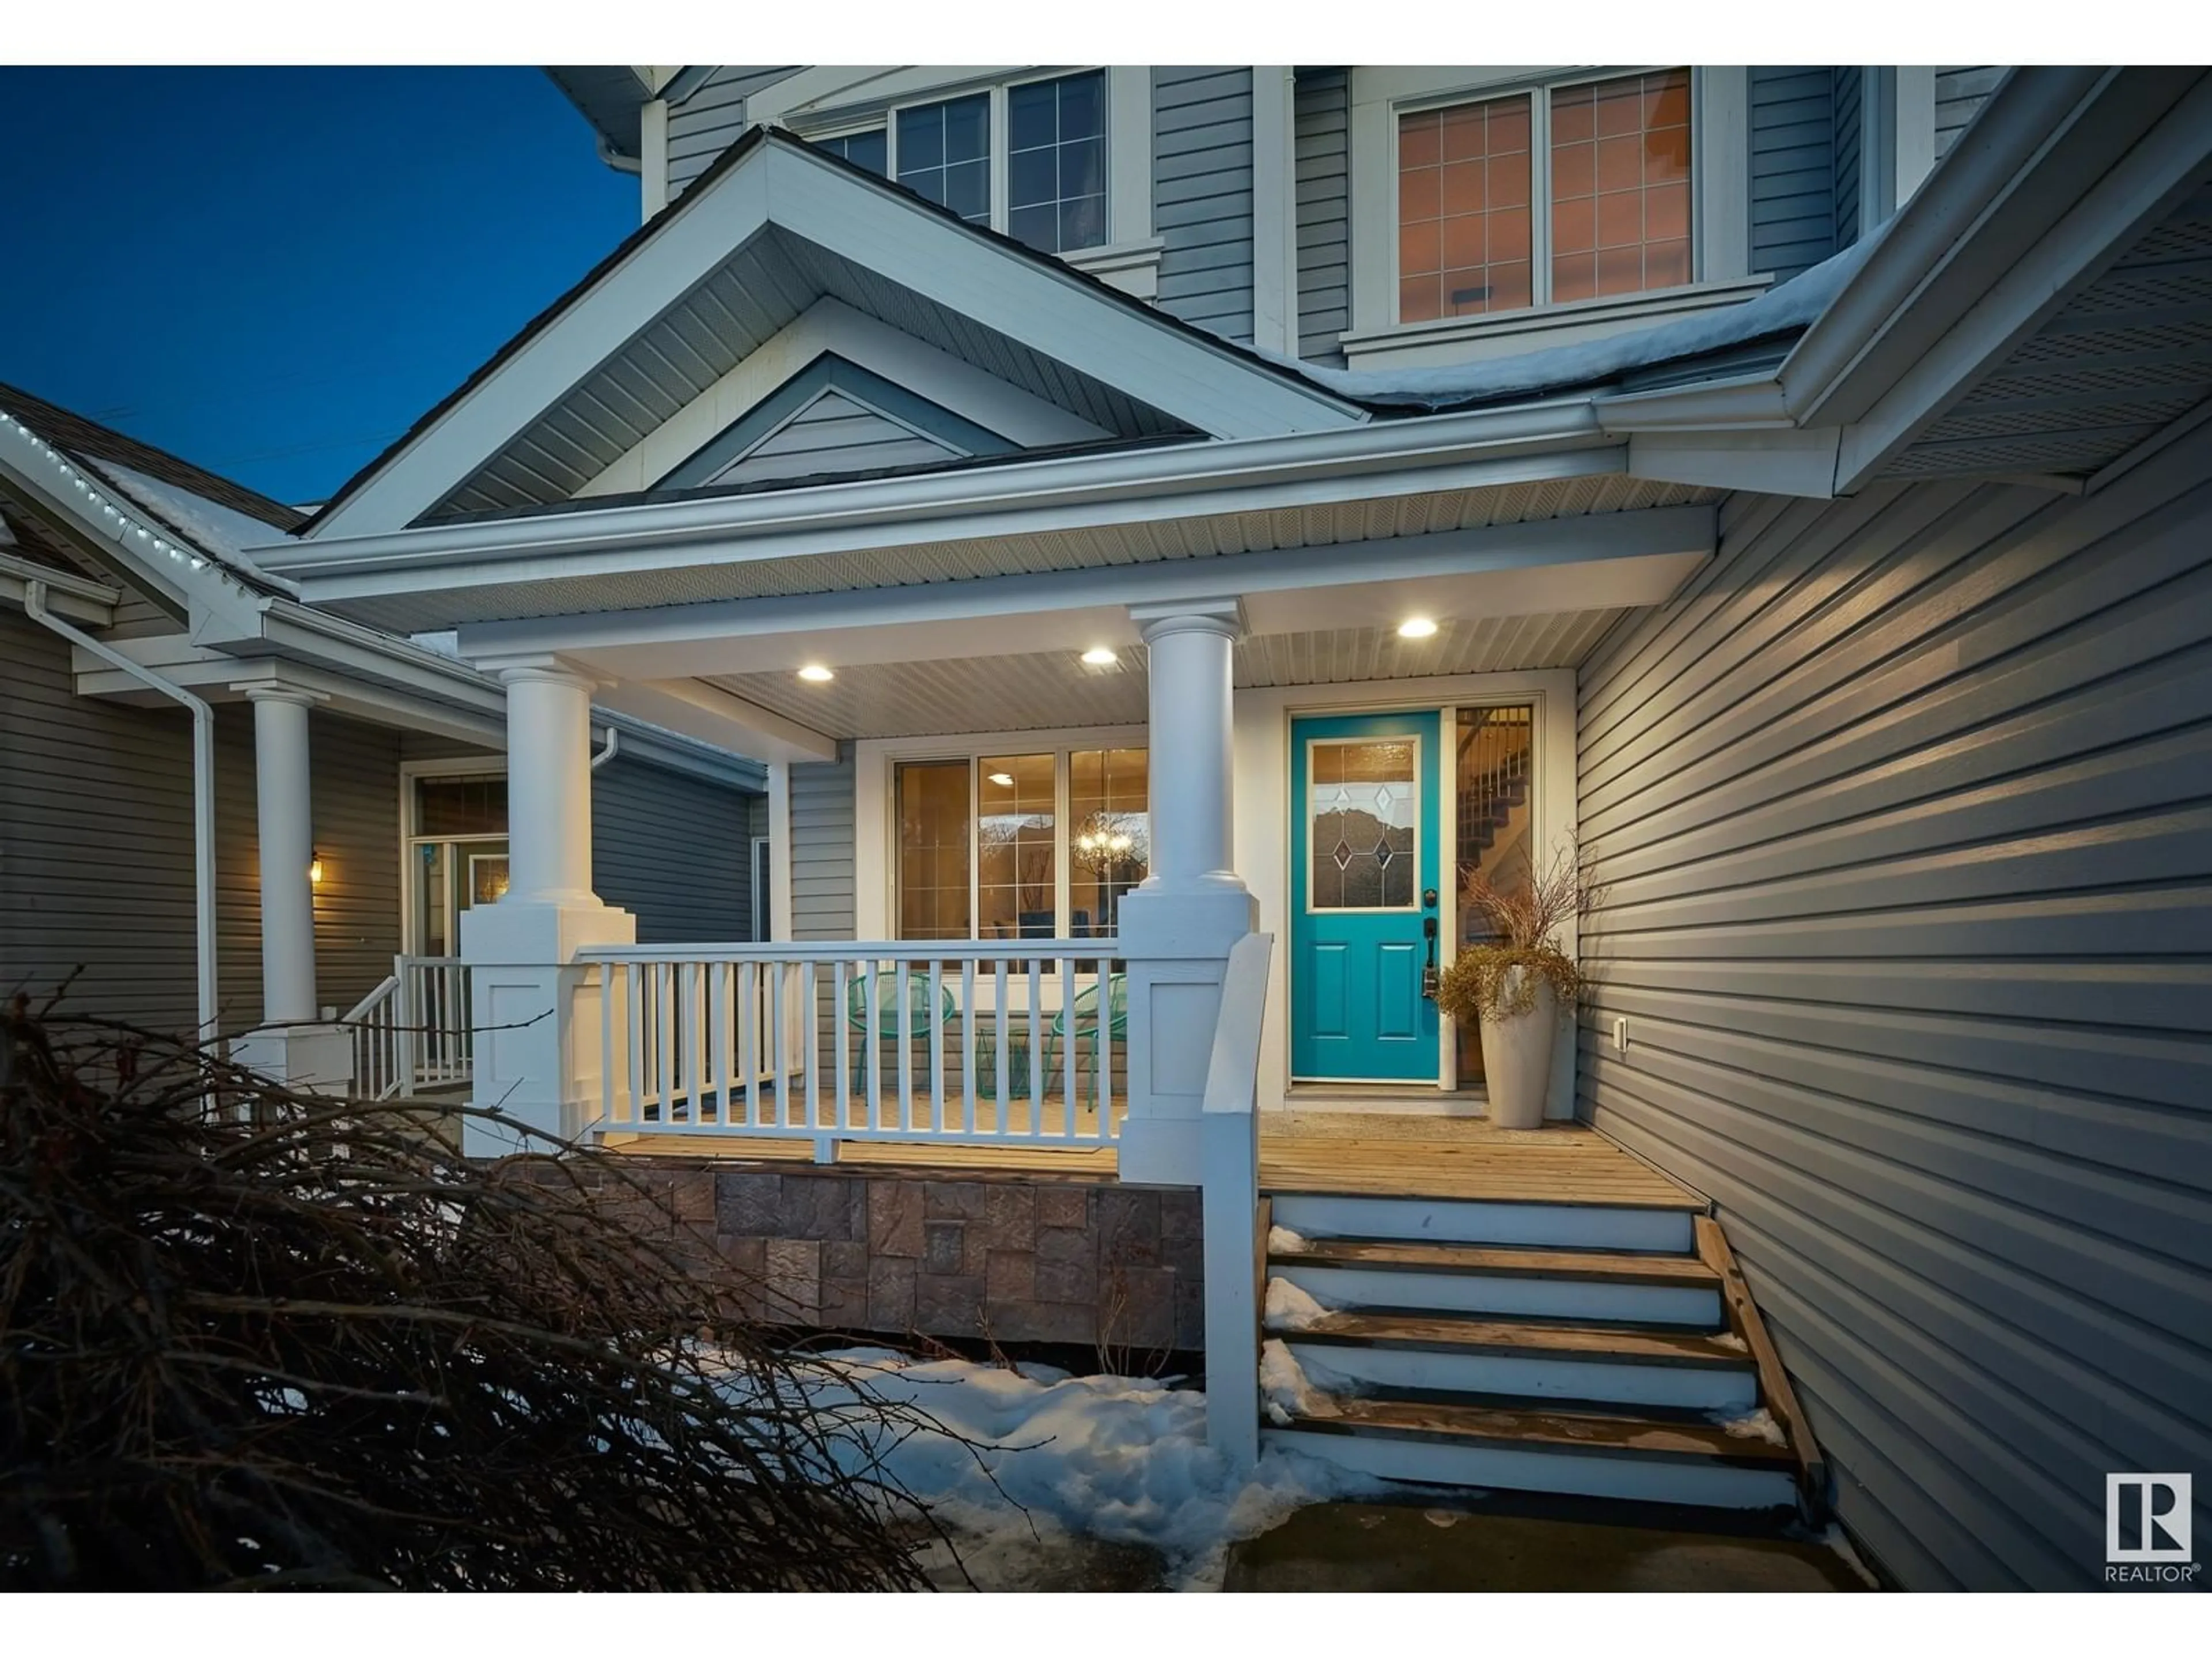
309, 853, 325, 885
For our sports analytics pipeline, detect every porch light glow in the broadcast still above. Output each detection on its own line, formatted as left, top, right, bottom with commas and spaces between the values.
797, 665, 835, 683
1398, 616, 1440, 639
309, 853, 325, 885
1081, 646, 1118, 665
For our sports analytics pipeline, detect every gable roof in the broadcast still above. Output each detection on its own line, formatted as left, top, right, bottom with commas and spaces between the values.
300, 126, 1363, 540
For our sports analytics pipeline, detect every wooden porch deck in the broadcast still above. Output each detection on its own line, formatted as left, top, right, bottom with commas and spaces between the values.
604, 1109, 1704, 1210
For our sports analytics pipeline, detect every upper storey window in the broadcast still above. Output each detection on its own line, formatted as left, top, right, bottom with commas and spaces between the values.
1396, 67, 1692, 324
819, 70, 1110, 254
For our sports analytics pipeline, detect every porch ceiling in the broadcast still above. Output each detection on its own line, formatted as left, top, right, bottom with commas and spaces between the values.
698, 611, 1629, 740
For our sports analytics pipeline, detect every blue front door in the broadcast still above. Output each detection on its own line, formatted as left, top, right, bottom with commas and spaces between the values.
1289, 711, 1441, 1082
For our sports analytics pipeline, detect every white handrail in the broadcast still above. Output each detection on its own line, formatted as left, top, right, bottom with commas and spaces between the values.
1200, 931, 1275, 1470
342, 955, 472, 1101
584, 940, 1126, 1154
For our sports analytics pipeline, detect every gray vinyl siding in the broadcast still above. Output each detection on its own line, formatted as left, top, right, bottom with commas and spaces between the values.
1831, 67, 1863, 252
2, 607, 402, 1035
1749, 66, 1839, 283
1152, 67, 1255, 344
1573, 431, 2212, 1590
591, 756, 752, 944
709, 392, 954, 487
1293, 67, 1351, 363
789, 749, 856, 941
668, 66, 802, 199
1935, 66, 2008, 161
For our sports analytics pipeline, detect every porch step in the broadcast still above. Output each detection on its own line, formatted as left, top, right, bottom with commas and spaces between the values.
1281, 1310, 1759, 1412
1270, 1237, 1725, 1327
1270, 1190, 1696, 1253
1263, 1394, 1800, 1512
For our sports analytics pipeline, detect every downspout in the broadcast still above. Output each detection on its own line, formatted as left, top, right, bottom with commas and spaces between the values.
23, 581, 219, 1043
590, 727, 620, 770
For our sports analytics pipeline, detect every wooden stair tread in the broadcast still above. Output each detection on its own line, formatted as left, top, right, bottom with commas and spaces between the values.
1271, 1238, 1722, 1285
1283, 1310, 1754, 1368
1276, 1394, 1795, 1465
1262, 1181, 1707, 1211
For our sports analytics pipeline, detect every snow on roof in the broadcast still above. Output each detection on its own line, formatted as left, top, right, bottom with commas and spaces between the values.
87, 458, 295, 587
1275, 239, 1880, 412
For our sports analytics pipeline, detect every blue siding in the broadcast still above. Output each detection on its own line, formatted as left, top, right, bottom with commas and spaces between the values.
668, 66, 801, 199
1750, 66, 1839, 284
593, 758, 755, 944
1936, 66, 2008, 161
1153, 67, 1256, 344
1831, 67, 1863, 251
1575, 431, 2212, 1589
1294, 67, 1351, 363
789, 749, 855, 941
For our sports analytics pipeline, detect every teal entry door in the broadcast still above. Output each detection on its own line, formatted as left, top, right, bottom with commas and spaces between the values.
1289, 711, 1442, 1082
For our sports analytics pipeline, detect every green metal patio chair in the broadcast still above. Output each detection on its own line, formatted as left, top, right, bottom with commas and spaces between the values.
844, 965, 960, 1096
1046, 972, 1128, 1108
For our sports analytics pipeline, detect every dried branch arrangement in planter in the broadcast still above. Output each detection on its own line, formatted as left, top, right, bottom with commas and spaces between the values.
1434, 838, 1607, 1127
0, 994, 960, 1592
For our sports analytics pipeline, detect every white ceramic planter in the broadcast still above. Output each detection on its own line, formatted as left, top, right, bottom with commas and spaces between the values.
1478, 967, 1558, 1129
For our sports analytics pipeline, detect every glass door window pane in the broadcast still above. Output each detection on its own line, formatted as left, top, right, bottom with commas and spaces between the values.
1309, 739, 1419, 910
1549, 69, 1692, 302
896, 759, 974, 940
1398, 93, 1533, 321
1070, 747, 1147, 938
1454, 705, 1536, 1086
414, 774, 508, 837
897, 93, 992, 224
1007, 70, 1107, 253
976, 754, 1056, 939
415, 844, 449, 956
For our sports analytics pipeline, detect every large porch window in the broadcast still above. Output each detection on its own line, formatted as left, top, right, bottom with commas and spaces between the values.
895, 747, 1147, 941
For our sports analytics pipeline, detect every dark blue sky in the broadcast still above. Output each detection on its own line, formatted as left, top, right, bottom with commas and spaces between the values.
0, 67, 636, 505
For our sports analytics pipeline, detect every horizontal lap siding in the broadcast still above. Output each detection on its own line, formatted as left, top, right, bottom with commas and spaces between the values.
1751, 66, 1839, 283
592, 759, 753, 944
2, 607, 402, 1035
1153, 67, 1256, 344
1574, 439, 2212, 1589
668, 67, 800, 199
1294, 67, 1350, 362
1935, 66, 2008, 161
790, 751, 856, 941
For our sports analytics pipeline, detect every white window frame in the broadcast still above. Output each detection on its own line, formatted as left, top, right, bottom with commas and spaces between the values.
1344, 65, 1753, 365
397, 757, 510, 958
760, 66, 1159, 284
854, 723, 1150, 943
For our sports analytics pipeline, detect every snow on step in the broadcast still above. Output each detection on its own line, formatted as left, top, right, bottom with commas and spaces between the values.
1270, 1190, 1696, 1253
1269, 1238, 1725, 1328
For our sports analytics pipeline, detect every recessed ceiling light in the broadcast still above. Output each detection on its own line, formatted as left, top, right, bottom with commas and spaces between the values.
798, 664, 835, 683
1081, 646, 1118, 666
1398, 616, 1440, 639
987, 771, 1015, 789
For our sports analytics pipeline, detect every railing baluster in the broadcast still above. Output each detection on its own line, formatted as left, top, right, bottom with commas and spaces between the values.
600, 958, 616, 1129
741, 961, 760, 1129
866, 961, 883, 1131
993, 958, 1009, 1136
1027, 957, 1044, 1138
712, 960, 733, 1128
834, 960, 851, 1134
1062, 956, 1077, 1141
897, 961, 914, 1134
960, 959, 976, 1137
770, 962, 789, 1129
625, 963, 643, 1126
928, 960, 944, 1137
1098, 956, 1113, 1143
804, 960, 820, 1134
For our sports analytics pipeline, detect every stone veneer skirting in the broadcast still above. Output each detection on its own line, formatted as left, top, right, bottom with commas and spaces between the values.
614, 1158, 1206, 1354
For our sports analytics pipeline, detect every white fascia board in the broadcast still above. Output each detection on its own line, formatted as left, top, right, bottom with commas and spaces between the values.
590, 707, 770, 789
256, 400, 1611, 599
591, 676, 837, 765
1628, 429, 1843, 498
0, 422, 192, 616
574, 297, 1109, 499
1831, 71, 2212, 493
458, 505, 1716, 673
0, 551, 119, 625
763, 147, 1360, 440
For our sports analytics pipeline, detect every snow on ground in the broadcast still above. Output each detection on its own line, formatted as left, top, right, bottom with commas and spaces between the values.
1716, 1406, 1788, 1446
1266, 1224, 1309, 1252
1263, 1274, 1334, 1331
1264, 237, 1879, 411
718, 1347, 1382, 1590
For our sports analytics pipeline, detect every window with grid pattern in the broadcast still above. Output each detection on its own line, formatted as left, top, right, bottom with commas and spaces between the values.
1006, 70, 1107, 253
817, 128, 888, 178
895, 92, 991, 225
1397, 68, 1693, 323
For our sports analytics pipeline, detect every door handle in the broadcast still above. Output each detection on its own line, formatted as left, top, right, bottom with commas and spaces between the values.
1421, 915, 1440, 1000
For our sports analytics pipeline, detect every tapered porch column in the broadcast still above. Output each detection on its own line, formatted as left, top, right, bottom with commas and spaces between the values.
461, 656, 635, 1154
231, 684, 352, 1092
1114, 599, 1259, 1185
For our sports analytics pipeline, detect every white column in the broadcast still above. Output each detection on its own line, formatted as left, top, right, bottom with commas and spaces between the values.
1113, 598, 1259, 1185
460, 655, 635, 1153
231, 683, 351, 1094
246, 686, 319, 1022
501, 662, 599, 904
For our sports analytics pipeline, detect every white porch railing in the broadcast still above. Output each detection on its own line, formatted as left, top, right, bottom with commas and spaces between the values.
343, 955, 474, 1100
1201, 931, 1275, 1469
577, 941, 1126, 1151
